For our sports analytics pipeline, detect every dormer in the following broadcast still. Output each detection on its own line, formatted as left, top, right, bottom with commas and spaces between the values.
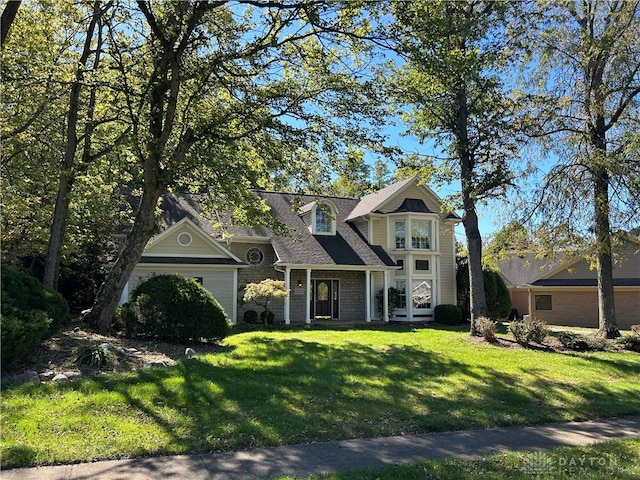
299, 200, 337, 236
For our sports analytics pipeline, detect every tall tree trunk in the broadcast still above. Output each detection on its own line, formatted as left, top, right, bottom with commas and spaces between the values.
455, 84, 489, 335
593, 160, 619, 338
43, 1, 105, 290
88, 184, 163, 332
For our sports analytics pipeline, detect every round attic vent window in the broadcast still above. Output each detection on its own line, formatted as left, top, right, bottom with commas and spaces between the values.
246, 247, 264, 266
177, 232, 192, 246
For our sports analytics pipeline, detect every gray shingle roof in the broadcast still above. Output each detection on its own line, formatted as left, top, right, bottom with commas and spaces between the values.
497, 253, 563, 286
156, 190, 396, 269
345, 177, 416, 220
254, 191, 396, 267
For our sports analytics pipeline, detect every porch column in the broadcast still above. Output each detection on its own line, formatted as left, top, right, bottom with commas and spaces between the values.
383, 270, 390, 322
305, 268, 312, 324
365, 270, 372, 323
283, 267, 291, 325
232, 269, 238, 325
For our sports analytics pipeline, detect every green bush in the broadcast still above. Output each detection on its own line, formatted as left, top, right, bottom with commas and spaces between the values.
1, 265, 69, 330
116, 274, 231, 342
617, 335, 640, 353
260, 310, 275, 325
1, 266, 70, 368
456, 262, 512, 320
557, 332, 607, 352
510, 318, 549, 345
434, 304, 463, 325
243, 309, 259, 324
1, 308, 51, 368
376, 287, 401, 318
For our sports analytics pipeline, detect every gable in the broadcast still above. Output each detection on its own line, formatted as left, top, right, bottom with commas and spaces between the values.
144, 218, 242, 262
346, 177, 451, 221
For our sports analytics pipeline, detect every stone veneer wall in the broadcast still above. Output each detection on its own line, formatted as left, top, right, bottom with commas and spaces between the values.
289, 269, 366, 323
229, 242, 285, 323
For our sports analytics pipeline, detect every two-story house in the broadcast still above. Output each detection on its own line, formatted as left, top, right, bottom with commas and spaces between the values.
121, 177, 461, 324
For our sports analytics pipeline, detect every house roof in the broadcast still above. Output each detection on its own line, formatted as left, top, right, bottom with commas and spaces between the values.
345, 176, 416, 220
250, 191, 397, 268
531, 278, 640, 287
497, 253, 564, 287
498, 246, 640, 288
155, 190, 397, 269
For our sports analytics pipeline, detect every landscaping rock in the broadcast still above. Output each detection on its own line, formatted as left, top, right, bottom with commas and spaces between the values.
11, 371, 41, 385
148, 360, 167, 368
185, 347, 196, 358
63, 371, 82, 380
100, 343, 126, 357
39, 371, 56, 381
52, 373, 69, 382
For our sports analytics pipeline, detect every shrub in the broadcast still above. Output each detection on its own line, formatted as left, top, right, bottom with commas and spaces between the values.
475, 317, 497, 342
434, 304, 463, 325
375, 287, 401, 318
74, 344, 115, 367
557, 332, 607, 352
260, 310, 275, 325
617, 335, 640, 353
510, 318, 549, 345
1, 265, 69, 331
1, 308, 51, 368
457, 262, 511, 320
1, 266, 70, 368
117, 274, 231, 342
243, 309, 260, 324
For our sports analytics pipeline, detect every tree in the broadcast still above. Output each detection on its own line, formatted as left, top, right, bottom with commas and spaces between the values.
243, 279, 290, 324
43, 1, 126, 290
87, 1, 389, 332
520, 0, 640, 338
386, 0, 522, 335
1, 1, 128, 302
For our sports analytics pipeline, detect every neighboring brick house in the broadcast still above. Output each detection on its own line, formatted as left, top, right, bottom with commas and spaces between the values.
121, 177, 461, 325
498, 239, 640, 330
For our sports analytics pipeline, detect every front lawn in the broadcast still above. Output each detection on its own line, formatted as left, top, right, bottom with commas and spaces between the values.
276, 439, 640, 480
2, 327, 640, 468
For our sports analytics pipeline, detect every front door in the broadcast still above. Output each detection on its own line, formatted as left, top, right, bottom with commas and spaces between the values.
312, 279, 339, 319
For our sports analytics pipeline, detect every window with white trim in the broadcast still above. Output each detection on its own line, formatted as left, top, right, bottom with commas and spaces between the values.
411, 220, 431, 249
246, 247, 264, 266
395, 221, 406, 249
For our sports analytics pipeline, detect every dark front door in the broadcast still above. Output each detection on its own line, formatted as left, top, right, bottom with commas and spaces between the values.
312, 279, 339, 319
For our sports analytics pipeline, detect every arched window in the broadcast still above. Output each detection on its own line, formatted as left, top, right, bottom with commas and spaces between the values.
315, 204, 332, 233
311, 201, 336, 235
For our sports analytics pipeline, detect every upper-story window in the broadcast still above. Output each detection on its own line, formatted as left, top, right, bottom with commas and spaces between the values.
316, 204, 333, 233
411, 220, 431, 249
395, 221, 406, 249
300, 200, 337, 235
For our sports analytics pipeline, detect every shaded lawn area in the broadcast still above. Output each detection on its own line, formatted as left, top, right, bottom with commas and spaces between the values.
2, 328, 640, 468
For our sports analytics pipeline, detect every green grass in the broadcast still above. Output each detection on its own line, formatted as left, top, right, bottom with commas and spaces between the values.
2, 327, 640, 468
273, 439, 640, 479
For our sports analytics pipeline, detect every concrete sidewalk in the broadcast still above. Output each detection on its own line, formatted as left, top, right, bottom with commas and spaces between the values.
2, 416, 639, 480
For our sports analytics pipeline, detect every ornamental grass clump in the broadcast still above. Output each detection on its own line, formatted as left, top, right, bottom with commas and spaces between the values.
510, 318, 549, 346
74, 343, 115, 367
